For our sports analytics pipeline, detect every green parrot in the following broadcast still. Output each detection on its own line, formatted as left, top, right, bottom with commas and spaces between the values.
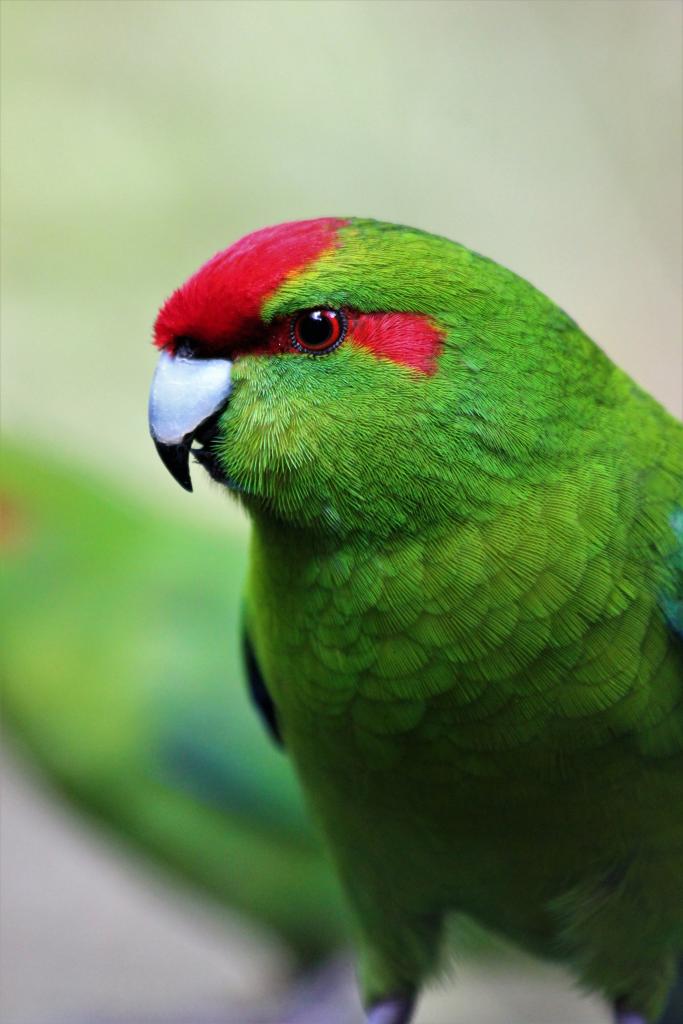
147, 217, 683, 1024
0, 441, 348, 961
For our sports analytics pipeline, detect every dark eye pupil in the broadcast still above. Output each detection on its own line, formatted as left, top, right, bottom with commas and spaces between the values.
298, 311, 332, 346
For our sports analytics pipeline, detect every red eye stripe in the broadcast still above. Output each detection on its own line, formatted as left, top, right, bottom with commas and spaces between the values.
231, 310, 444, 372
348, 312, 444, 374
229, 319, 291, 359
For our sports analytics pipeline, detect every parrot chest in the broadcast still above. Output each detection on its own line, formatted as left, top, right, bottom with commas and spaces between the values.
246, 512, 683, 956
247, 513, 677, 774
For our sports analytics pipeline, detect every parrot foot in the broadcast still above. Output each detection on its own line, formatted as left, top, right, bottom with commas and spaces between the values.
366, 994, 415, 1024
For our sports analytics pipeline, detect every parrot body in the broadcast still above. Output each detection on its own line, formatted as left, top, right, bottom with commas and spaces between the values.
149, 218, 683, 1022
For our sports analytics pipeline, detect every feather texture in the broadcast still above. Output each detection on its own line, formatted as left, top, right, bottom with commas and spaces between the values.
155, 218, 683, 1021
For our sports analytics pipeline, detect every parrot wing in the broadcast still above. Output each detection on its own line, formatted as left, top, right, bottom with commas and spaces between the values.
243, 627, 283, 746
341, 460, 683, 776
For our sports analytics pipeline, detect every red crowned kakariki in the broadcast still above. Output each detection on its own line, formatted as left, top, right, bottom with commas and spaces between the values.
148, 218, 683, 1024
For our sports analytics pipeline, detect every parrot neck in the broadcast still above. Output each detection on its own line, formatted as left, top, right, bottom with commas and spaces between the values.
251, 509, 368, 561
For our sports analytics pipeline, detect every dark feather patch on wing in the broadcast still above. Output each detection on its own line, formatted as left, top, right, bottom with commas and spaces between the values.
243, 629, 283, 746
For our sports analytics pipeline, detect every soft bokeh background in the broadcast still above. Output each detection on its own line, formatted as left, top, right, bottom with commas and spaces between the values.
1, 1, 681, 1022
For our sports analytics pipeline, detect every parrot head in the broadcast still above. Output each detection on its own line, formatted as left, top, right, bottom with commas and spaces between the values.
149, 217, 605, 535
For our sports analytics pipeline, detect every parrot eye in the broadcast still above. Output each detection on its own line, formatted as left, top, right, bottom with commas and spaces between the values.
290, 309, 346, 354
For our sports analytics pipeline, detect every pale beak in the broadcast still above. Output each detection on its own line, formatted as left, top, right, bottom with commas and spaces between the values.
148, 350, 232, 492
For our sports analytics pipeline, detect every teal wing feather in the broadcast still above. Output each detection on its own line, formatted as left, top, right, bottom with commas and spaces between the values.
662, 508, 683, 640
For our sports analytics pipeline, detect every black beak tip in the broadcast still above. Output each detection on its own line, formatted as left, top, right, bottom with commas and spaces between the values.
153, 439, 193, 492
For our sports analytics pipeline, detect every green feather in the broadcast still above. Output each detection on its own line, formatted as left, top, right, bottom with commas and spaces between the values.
207, 219, 683, 1019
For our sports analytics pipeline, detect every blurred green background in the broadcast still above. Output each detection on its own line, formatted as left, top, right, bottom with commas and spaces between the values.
1, 1, 681, 1022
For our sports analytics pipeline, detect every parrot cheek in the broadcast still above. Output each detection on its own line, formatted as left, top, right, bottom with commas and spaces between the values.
216, 404, 324, 519
209, 359, 354, 525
